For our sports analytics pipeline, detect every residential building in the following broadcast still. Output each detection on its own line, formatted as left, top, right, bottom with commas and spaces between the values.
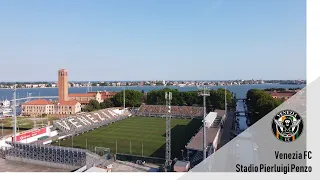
69, 92, 102, 105
270, 92, 295, 101
21, 99, 55, 115
56, 100, 81, 115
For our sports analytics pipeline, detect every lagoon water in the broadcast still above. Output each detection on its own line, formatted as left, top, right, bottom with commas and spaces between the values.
236, 100, 249, 131
0, 84, 305, 101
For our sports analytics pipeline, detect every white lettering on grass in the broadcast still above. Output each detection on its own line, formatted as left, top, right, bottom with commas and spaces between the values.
108, 110, 118, 117
76, 116, 92, 126
56, 121, 71, 130
101, 111, 111, 119
94, 113, 105, 121
86, 114, 99, 123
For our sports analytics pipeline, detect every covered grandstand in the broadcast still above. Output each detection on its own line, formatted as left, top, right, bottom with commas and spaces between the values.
136, 104, 203, 119
185, 109, 226, 167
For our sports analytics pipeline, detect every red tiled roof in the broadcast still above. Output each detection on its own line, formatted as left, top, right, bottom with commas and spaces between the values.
22, 99, 54, 105
69, 93, 96, 97
101, 92, 117, 99
57, 100, 79, 106
88, 91, 117, 95
104, 92, 117, 95
86, 91, 117, 100
270, 92, 295, 97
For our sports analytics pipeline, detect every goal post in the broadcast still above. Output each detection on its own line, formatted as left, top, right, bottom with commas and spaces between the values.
94, 146, 111, 159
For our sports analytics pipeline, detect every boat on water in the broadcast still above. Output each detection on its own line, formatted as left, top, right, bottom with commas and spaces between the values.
0, 99, 13, 117
0, 99, 11, 108
0, 108, 13, 117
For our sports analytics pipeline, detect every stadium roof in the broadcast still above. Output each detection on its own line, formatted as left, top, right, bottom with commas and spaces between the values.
185, 126, 219, 151
204, 112, 217, 122
204, 112, 217, 128
186, 110, 225, 151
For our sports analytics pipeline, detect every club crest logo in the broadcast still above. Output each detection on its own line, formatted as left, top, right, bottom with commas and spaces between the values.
272, 109, 303, 142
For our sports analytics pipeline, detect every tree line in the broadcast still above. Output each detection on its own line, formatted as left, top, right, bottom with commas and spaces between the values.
246, 89, 283, 124
82, 90, 144, 112
146, 88, 234, 110
82, 88, 235, 112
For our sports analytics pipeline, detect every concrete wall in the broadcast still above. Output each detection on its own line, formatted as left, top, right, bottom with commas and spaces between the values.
213, 128, 222, 152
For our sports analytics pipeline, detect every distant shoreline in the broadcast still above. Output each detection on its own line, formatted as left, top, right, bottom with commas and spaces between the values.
0, 83, 305, 90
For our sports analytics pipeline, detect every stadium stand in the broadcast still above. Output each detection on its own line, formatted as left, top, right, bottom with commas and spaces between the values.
2, 141, 112, 171
4, 142, 86, 170
53, 108, 131, 135
136, 105, 203, 119
186, 109, 226, 167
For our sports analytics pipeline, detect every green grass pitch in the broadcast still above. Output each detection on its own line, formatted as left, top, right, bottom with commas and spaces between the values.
54, 116, 202, 159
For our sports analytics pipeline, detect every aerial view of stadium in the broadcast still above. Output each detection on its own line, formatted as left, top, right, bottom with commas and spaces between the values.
0, 68, 304, 172
0, 0, 307, 174
0, 69, 235, 172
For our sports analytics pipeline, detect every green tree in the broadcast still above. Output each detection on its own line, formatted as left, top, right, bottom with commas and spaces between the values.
88, 99, 100, 110
246, 89, 283, 124
181, 91, 200, 106
208, 88, 233, 110
100, 98, 114, 109
111, 90, 143, 107
83, 105, 94, 112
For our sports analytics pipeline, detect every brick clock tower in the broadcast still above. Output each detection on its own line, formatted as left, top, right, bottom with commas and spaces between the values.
58, 69, 69, 102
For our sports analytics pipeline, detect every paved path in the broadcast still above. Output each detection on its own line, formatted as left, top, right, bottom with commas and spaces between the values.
0, 158, 69, 172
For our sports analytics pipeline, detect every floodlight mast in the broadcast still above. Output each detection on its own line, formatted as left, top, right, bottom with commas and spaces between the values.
225, 85, 227, 116
13, 85, 17, 143
165, 92, 172, 172
123, 87, 125, 109
200, 86, 210, 161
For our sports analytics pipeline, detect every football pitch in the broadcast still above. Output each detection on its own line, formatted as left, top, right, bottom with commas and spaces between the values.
54, 116, 202, 159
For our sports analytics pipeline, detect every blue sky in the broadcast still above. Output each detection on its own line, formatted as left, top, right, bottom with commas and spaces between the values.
0, 0, 306, 81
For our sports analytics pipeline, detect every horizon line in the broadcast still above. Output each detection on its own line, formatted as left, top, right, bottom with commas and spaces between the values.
0, 79, 307, 83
